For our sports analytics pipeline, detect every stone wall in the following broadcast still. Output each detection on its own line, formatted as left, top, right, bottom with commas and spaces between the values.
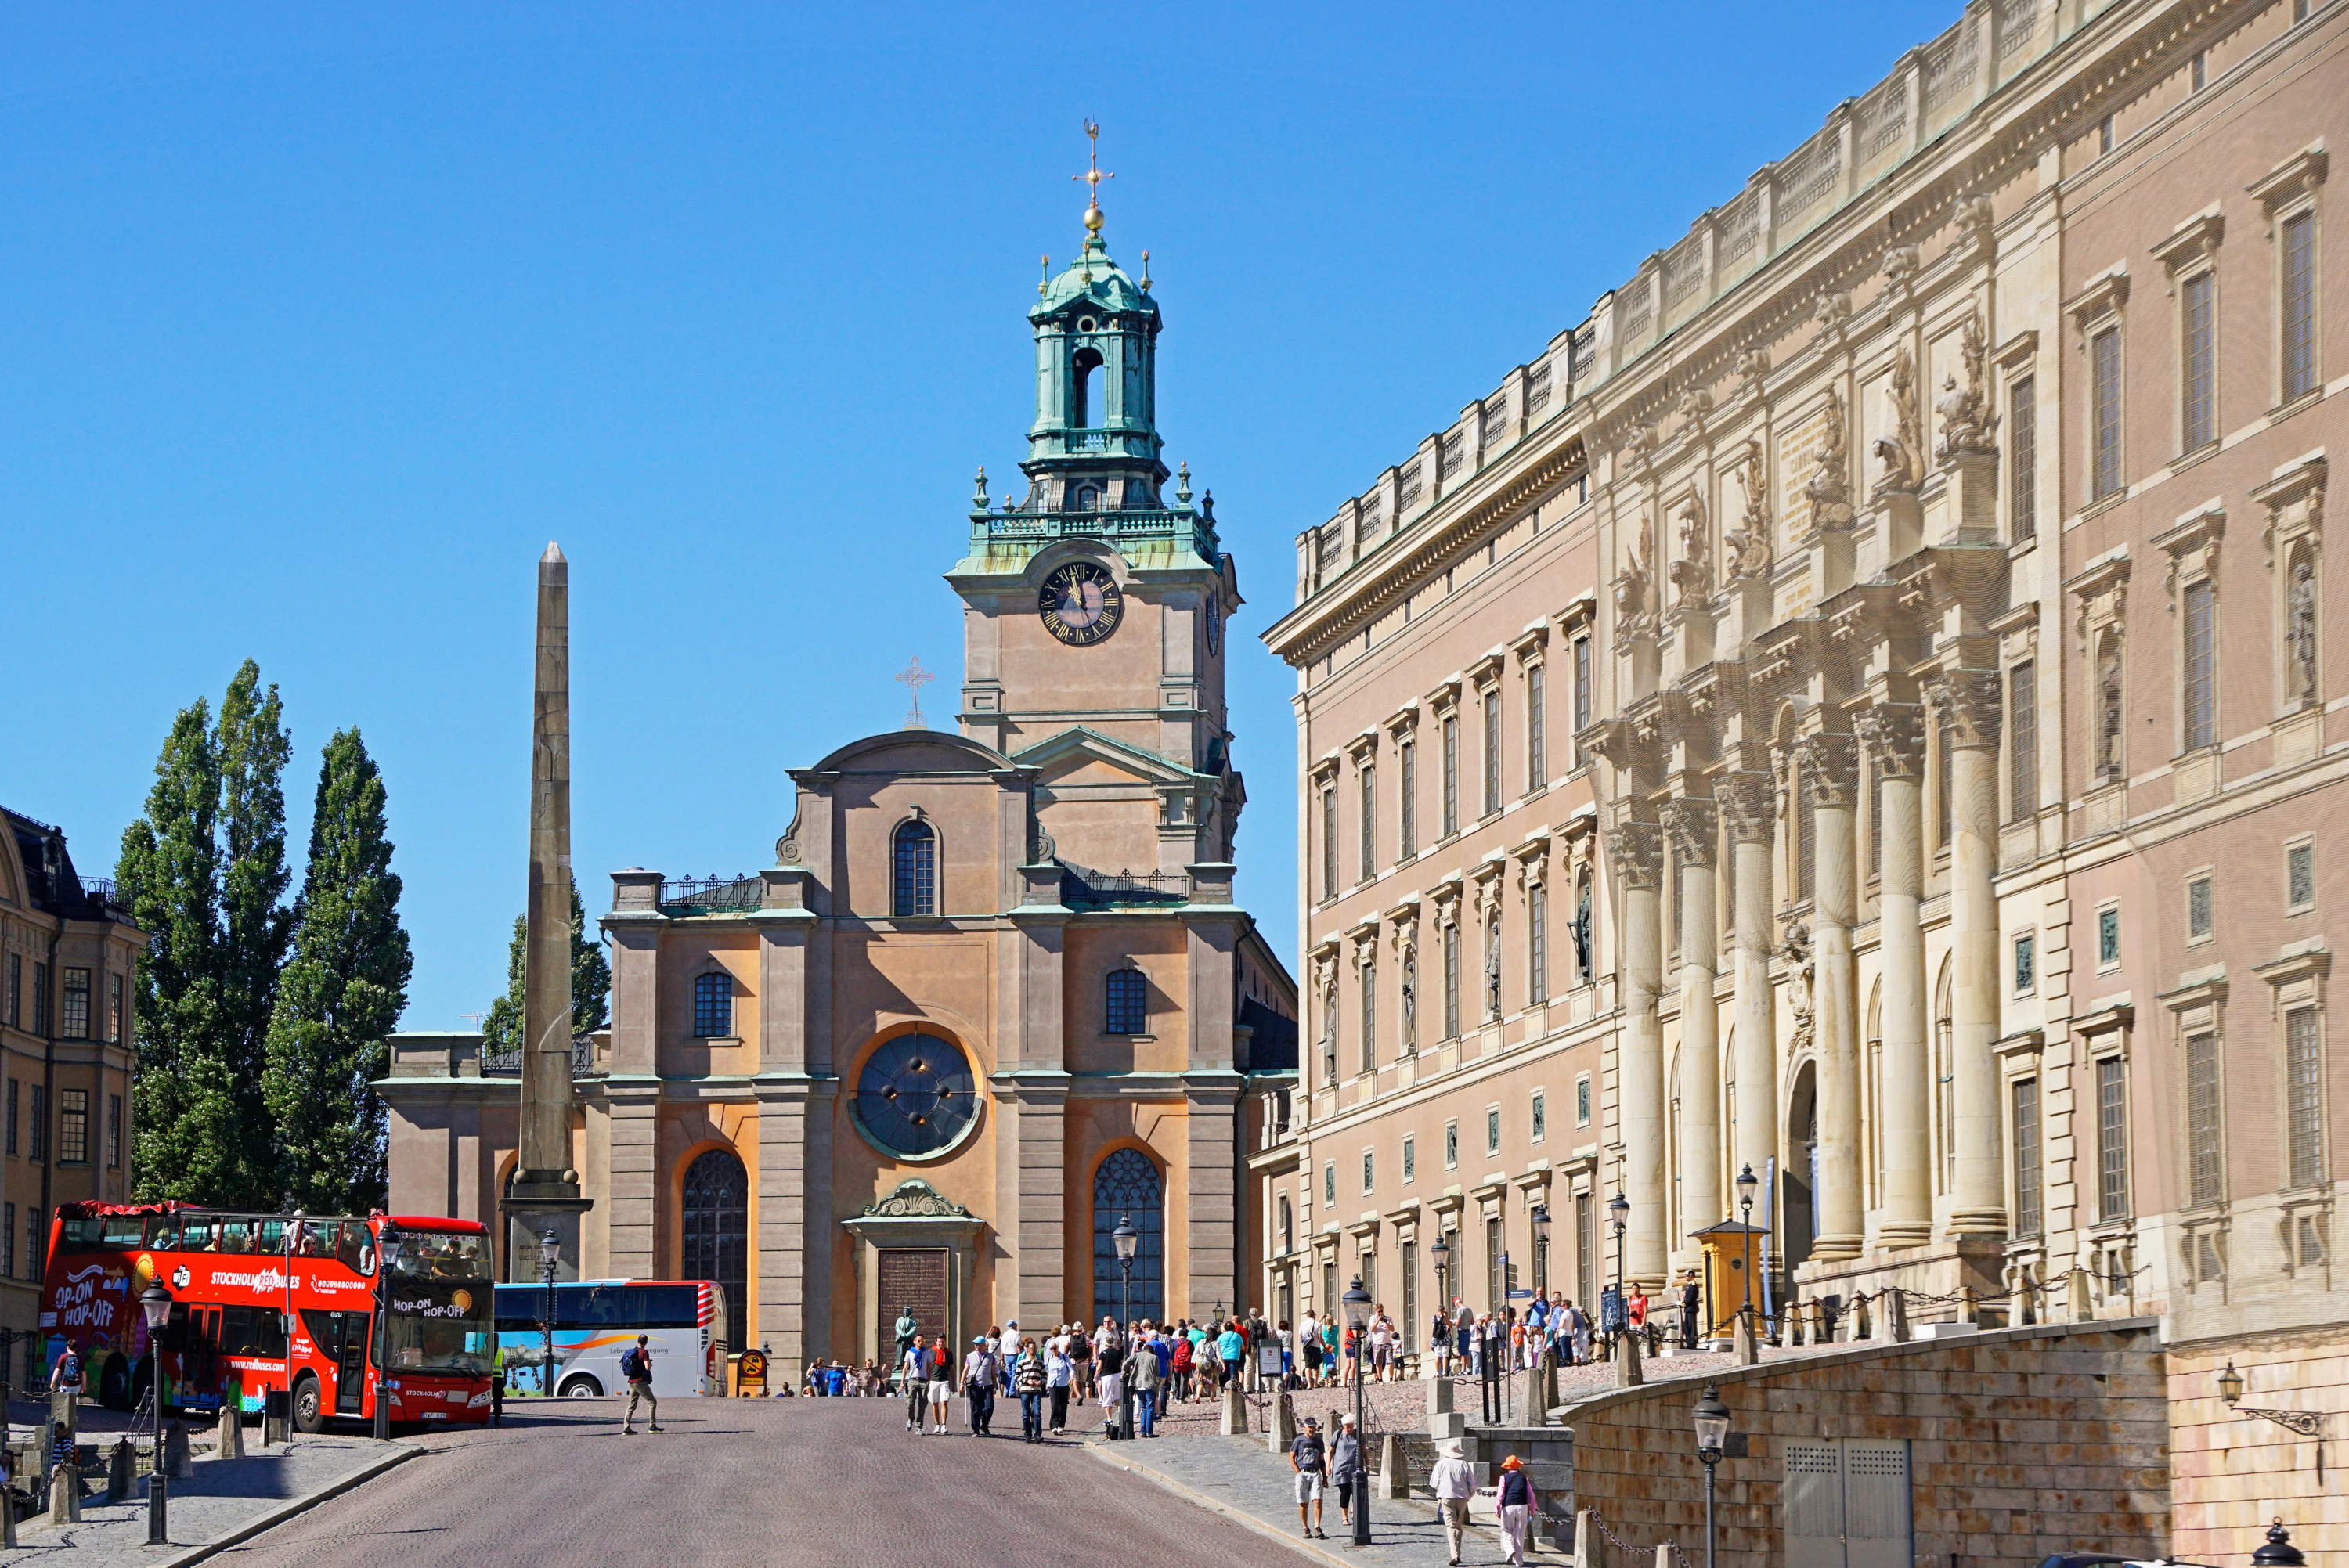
2166, 1326, 2347, 1563
1556, 1321, 2168, 1568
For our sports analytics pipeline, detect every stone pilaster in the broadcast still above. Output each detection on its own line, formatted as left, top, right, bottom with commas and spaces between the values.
603, 1078, 661, 1282
1932, 670, 2008, 1237
996, 1076, 1070, 1331
1719, 775, 1779, 1201
1185, 1073, 1245, 1321
1857, 703, 1932, 1246
1604, 818, 1667, 1291
754, 1080, 810, 1364
1799, 730, 1863, 1263
1662, 796, 1722, 1265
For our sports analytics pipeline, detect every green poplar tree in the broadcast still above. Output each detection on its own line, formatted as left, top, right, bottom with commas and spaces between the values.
479, 878, 610, 1055
263, 729, 413, 1213
214, 661, 294, 1206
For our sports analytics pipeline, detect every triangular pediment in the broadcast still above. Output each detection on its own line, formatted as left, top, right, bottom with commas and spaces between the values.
1012, 726, 1202, 788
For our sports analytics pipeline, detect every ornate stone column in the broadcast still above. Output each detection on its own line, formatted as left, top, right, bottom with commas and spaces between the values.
1719, 777, 1779, 1195
1604, 818, 1667, 1290
1799, 732, 1864, 1262
1662, 797, 1722, 1266
1932, 670, 2007, 1235
1857, 704, 1931, 1246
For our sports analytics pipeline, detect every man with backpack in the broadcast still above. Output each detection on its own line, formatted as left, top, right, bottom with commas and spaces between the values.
619, 1336, 663, 1434
900, 1336, 930, 1433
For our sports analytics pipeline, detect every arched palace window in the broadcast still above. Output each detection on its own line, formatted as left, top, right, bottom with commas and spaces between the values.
681, 1148, 748, 1350
693, 971, 733, 1038
893, 819, 936, 917
1092, 1148, 1164, 1325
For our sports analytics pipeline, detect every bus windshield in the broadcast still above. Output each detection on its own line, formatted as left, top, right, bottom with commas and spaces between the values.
384, 1280, 493, 1376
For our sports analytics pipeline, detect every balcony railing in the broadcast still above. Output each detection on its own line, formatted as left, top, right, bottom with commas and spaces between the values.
480, 1034, 597, 1079
1057, 859, 1189, 909
659, 875, 763, 914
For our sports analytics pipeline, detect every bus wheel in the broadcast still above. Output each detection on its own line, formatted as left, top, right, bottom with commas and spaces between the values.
99, 1354, 131, 1411
557, 1374, 603, 1398
292, 1374, 327, 1434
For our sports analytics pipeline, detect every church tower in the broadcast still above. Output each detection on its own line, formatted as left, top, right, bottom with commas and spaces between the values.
950, 131, 1243, 883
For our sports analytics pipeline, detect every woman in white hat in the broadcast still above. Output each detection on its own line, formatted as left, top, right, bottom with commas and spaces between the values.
1428, 1436, 1478, 1566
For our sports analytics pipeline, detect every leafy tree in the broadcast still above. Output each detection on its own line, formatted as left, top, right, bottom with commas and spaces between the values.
263, 729, 413, 1213
213, 662, 293, 1206
480, 878, 611, 1057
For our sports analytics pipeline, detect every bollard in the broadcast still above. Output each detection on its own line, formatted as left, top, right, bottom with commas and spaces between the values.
2, 1480, 15, 1549
1267, 1390, 1297, 1456
1654, 1542, 1679, 1568
1615, 1328, 1643, 1388
217, 1404, 246, 1460
162, 1422, 192, 1479
1427, 1375, 1454, 1415
147, 1465, 169, 1545
2068, 1267, 2095, 1324
263, 1387, 290, 1447
1573, 1507, 1608, 1568
1378, 1431, 1405, 1499
48, 1462, 81, 1525
1734, 1308, 1759, 1367
50, 1386, 78, 1442
107, 1436, 135, 1502
1219, 1383, 1250, 1436
36, 1420, 55, 1491
1885, 1290, 1912, 1343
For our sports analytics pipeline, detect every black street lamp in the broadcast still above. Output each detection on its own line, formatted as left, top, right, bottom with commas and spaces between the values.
1112, 1216, 1138, 1439
140, 1284, 172, 1545
1693, 1383, 1731, 1568
373, 1230, 403, 1440
1735, 1163, 1759, 1339
538, 1231, 561, 1400
1341, 1275, 1374, 1547
2253, 1519, 2307, 1567
1530, 1207, 1551, 1305
1607, 1191, 1629, 1346
1429, 1232, 1452, 1372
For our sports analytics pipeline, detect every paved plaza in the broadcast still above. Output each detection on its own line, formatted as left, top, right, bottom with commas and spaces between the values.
176, 1399, 1329, 1568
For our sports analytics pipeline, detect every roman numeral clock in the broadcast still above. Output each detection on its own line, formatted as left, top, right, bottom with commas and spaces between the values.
1040, 560, 1123, 647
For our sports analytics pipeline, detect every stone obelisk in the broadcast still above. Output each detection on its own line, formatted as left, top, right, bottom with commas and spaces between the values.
505, 542, 591, 1280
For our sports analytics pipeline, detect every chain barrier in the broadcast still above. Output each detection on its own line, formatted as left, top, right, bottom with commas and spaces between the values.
1585, 1504, 1677, 1558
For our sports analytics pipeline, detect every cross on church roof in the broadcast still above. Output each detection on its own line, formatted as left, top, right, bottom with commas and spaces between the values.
896, 656, 936, 730
1073, 120, 1113, 235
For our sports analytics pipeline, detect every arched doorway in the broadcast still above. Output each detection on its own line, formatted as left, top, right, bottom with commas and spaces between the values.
1092, 1148, 1164, 1327
682, 1148, 748, 1350
1784, 1063, 1818, 1270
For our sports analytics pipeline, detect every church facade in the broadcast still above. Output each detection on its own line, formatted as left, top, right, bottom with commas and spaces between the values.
382, 189, 1296, 1372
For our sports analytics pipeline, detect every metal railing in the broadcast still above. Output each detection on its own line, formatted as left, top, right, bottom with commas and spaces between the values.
659, 876, 762, 914
480, 1035, 597, 1079
1057, 860, 1190, 907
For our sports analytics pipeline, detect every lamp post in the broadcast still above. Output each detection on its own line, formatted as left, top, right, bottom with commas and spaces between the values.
1530, 1206, 1551, 1305
1693, 1383, 1730, 1568
1735, 1163, 1759, 1339
140, 1284, 171, 1545
1607, 1191, 1629, 1350
2252, 1519, 2307, 1567
1430, 1232, 1452, 1373
1342, 1274, 1373, 1546
538, 1230, 560, 1400
372, 1230, 402, 1440
2220, 1361, 2327, 1480
1112, 1216, 1138, 1439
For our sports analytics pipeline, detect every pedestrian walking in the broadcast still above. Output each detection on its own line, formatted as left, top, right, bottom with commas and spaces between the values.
926, 1336, 954, 1434
1128, 1328, 1160, 1436
489, 1344, 506, 1426
1014, 1339, 1048, 1442
1429, 1436, 1478, 1566
1169, 1328, 1194, 1402
962, 1336, 998, 1436
1330, 1412, 1364, 1530
1290, 1415, 1330, 1540
619, 1334, 664, 1434
1217, 1319, 1245, 1390
1046, 1339, 1073, 1434
1431, 1307, 1452, 1378
1299, 1309, 1322, 1386
900, 1336, 930, 1433
1496, 1454, 1541, 1566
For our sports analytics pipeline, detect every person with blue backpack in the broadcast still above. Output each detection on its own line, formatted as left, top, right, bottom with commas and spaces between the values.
620, 1336, 663, 1435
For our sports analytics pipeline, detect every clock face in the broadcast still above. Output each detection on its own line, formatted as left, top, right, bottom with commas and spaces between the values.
1040, 561, 1124, 647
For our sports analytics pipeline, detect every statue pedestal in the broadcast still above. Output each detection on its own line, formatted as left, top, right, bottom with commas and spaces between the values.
505, 1184, 594, 1282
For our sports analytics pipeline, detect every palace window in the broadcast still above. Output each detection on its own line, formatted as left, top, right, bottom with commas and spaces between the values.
1442, 920, 1460, 1039
1362, 1150, 1375, 1195
1359, 763, 1377, 884
2183, 579, 2217, 750
692, 971, 734, 1038
1105, 968, 1147, 1035
106, 1094, 121, 1170
4, 1080, 13, 1155
1359, 956, 1377, 1076
2013, 933, 2036, 993
3, 953, 15, 1028
1576, 1074, 1591, 1127
1936, 710, 1954, 850
2186, 1032, 2225, 1206
2098, 907, 2121, 968
1528, 883, 1548, 1004
2012, 1077, 2042, 1240
1444, 1119, 1459, 1170
1324, 1162, 1337, 1205
2283, 211, 2318, 402
1531, 1089, 1546, 1142
2009, 662, 2037, 819
1572, 635, 1593, 754
28, 1086, 44, 1162
60, 968, 89, 1040
2187, 875, 2214, 943
30, 964, 45, 1035
107, 973, 124, 1044
2289, 842, 2316, 912
1485, 1105, 1501, 1157
1320, 786, 1338, 903
2008, 376, 2037, 540
1402, 1134, 1416, 1184
1526, 664, 1546, 791
2091, 327, 2123, 500
2181, 271, 2217, 452
58, 1090, 87, 1166
1398, 740, 1418, 860
892, 818, 936, 916
1481, 689, 1503, 817
2097, 1055, 2129, 1221
2289, 1007, 2326, 1190
1441, 715, 1460, 837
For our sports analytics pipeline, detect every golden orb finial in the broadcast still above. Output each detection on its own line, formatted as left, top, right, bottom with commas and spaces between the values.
1073, 119, 1113, 236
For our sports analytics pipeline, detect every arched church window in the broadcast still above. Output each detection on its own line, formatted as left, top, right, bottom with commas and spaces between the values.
1092, 1148, 1164, 1325
893, 819, 936, 917
1075, 484, 1102, 511
1105, 967, 1147, 1035
1072, 347, 1103, 428
681, 1147, 748, 1350
693, 971, 734, 1038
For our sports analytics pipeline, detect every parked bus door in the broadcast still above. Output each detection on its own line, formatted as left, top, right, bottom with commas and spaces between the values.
337, 1313, 370, 1414
188, 1307, 221, 1402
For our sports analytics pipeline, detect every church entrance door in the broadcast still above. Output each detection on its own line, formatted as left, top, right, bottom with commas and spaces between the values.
877, 1249, 951, 1358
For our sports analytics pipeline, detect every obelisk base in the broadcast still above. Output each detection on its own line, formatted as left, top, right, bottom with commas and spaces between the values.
505, 1178, 594, 1282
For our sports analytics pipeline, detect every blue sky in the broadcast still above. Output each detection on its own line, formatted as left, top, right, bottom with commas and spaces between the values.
5, 2, 1950, 1029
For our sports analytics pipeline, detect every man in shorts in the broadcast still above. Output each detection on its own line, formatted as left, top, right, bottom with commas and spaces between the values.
1290, 1414, 1330, 1539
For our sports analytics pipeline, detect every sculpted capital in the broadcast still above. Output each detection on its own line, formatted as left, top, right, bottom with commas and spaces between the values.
1660, 798, 1720, 867
1855, 703, 1926, 780
1717, 773, 1777, 842
1926, 669, 2003, 751
1793, 731, 1860, 810
1602, 820, 1665, 891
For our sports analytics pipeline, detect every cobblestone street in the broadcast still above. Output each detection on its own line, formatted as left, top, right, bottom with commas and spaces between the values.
202, 1398, 1315, 1568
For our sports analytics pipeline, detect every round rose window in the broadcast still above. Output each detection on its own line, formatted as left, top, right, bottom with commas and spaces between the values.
855, 1033, 977, 1157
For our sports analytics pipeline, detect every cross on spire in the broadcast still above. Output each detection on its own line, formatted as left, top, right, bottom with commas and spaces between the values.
896, 656, 936, 730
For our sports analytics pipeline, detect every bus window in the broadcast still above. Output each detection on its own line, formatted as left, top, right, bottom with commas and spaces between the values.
253, 1218, 289, 1254
100, 1215, 146, 1248
59, 1216, 103, 1253
145, 1214, 181, 1250
220, 1304, 289, 1358
179, 1217, 220, 1252
634, 1286, 698, 1329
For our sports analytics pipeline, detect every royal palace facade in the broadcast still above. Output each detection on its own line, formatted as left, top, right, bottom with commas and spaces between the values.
1261, 0, 2343, 1552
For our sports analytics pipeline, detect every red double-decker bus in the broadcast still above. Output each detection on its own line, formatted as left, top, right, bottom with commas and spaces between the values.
39, 1202, 495, 1432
